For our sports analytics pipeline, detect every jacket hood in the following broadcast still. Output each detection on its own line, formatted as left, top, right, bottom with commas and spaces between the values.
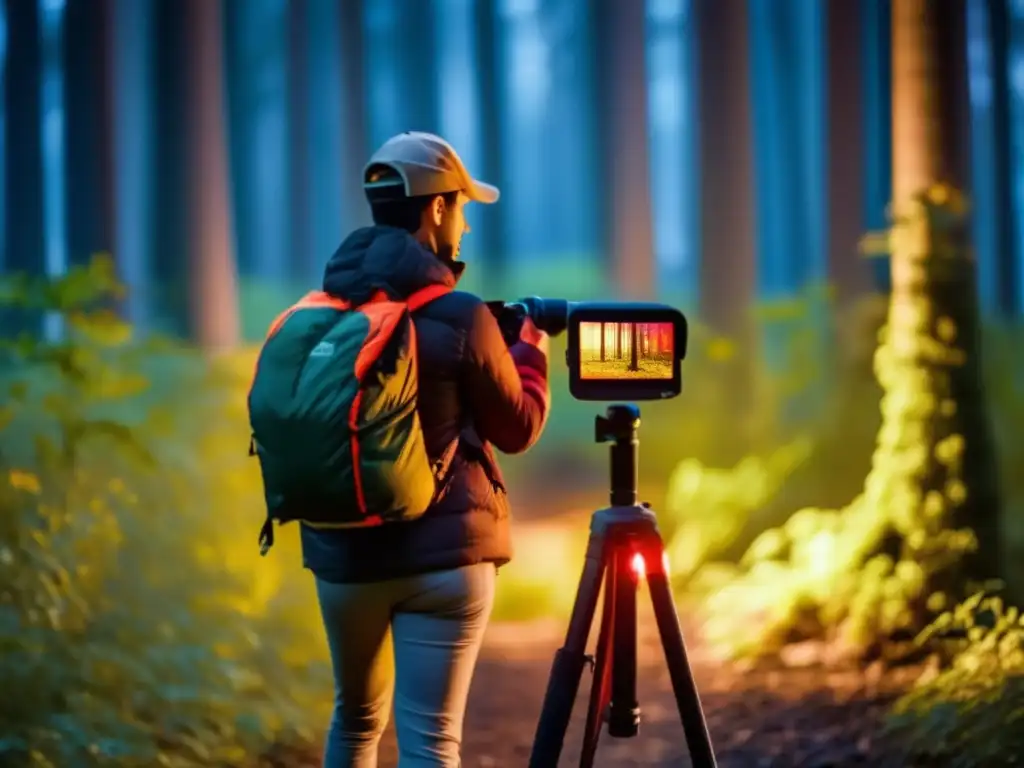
322, 226, 465, 303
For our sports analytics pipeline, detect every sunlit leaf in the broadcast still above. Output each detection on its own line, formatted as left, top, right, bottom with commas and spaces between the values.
69, 309, 133, 347
79, 420, 155, 467
8, 469, 42, 495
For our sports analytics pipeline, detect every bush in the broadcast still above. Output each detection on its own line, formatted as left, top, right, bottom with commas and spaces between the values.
886, 593, 1024, 767
672, 300, 1024, 662
0, 258, 330, 767
6, 257, 1023, 763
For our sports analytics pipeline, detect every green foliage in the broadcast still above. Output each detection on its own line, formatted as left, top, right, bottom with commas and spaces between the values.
887, 593, 1024, 767
0, 257, 329, 767
681, 194, 1012, 665
7, 252, 1024, 764
661, 437, 814, 581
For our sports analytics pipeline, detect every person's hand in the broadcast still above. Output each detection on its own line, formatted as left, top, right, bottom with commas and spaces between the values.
519, 316, 549, 356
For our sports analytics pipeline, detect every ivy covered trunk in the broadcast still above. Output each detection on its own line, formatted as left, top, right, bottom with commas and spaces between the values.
877, 0, 1001, 598
692, 0, 1004, 662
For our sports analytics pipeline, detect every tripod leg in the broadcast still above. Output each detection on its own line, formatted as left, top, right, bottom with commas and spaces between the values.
607, 545, 640, 739
580, 556, 616, 768
643, 538, 718, 768
529, 533, 608, 768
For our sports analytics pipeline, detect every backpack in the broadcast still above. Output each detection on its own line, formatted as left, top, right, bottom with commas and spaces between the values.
247, 284, 453, 555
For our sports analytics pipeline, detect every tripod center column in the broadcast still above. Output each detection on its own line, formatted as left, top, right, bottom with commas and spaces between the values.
609, 433, 639, 507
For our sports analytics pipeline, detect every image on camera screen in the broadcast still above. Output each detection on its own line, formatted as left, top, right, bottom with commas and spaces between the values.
578, 321, 674, 380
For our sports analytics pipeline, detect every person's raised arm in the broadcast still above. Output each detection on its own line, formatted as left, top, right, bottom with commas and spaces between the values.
464, 302, 550, 454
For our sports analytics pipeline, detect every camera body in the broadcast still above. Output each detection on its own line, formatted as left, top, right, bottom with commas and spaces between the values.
486, 298, 688, 402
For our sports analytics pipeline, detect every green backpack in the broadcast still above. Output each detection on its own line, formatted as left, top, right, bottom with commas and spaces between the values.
247, 285, 452, 554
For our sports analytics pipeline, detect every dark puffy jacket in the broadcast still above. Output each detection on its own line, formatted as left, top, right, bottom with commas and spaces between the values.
299, 226, 550, 583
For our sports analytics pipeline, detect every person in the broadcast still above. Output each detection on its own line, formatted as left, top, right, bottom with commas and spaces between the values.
303, 131, 551, 767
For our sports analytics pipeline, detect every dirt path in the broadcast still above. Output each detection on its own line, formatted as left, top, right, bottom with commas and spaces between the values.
279, 611, 922, 768
274, 496, 926, 767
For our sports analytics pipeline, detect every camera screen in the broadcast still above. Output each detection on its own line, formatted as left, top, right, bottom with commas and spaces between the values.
578, 322, 675, 381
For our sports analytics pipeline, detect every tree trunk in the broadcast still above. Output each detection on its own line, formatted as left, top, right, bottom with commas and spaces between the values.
986, 0, 1018, 315
182, 0, 241, 350
826, 0, 872, 302
876, 0, 1001, 591
593, 0, 655, 300
629, 323, 639, 371
288, 0, 314, 284
474, 0, 506, 290
110, 0, 156, 327
64, 0, 116, 271
398, 0, 439, 133
695, 0, 756, 333
3, 0, 45, 278
2, 0, 45, 336
338, 0, 369, 235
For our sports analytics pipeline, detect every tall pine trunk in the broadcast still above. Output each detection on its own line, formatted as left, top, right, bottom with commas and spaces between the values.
873, 0, 1001, 593
826, 0, 872, 302
474, 0, 505, 291
182, 0, 240, 350
593, 0, 654, 299
695, 0, 756, 333
629, 323, 639, 371
288, 0, 314, 284
338, 0, 368, 236
3, 0, 46, 322
64, 0, 116, 271
987, 0, 1018, 315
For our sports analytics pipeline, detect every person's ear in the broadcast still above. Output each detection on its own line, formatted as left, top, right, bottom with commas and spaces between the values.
430, 195, 445, 226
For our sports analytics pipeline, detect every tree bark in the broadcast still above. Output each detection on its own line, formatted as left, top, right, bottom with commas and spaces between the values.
64, 0, 116, 270
592, 0, 655, 300
695, 0, 756, 333
1, 0, 45, 337
3, 0, 45, 279
182, 0, 241, 350
338, 0, 369, 235
288, 0, 314, 282
474, 0, 506, 288
986, 0, 1018, 315
110, 0, 156, 327
880, 0, 1002, 589
826, 0, 872, 302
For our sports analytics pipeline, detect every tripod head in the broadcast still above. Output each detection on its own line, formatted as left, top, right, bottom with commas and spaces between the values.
595, 404, 641, 508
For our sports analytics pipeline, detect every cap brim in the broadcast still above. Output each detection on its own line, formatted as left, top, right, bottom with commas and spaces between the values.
467, 179, 500, 204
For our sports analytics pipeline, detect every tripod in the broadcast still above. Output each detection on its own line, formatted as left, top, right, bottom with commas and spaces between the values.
528, 404, 718, 768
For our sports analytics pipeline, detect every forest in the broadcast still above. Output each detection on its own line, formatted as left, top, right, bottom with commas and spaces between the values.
578, 321, 675, 380
3, 0, 1024, 766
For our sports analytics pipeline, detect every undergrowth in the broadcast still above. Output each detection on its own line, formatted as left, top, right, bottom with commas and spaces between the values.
887, 593, 1024, 766
3, 255, 1022, 764
0, 258, 329, 767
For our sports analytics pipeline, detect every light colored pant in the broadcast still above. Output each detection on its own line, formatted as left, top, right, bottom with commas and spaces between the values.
314, 563, 496, 768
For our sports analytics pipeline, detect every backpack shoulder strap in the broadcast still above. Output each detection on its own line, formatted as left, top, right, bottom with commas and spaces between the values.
405, 284, 453, 312
265, 291, 351, 340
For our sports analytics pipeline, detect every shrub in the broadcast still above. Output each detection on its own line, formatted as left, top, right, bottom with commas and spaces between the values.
0, 258, 330, 767
667, 296, 1024, 663
886, 593, 1024, 767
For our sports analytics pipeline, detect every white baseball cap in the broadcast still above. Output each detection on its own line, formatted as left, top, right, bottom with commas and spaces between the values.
363, 131, 500, 204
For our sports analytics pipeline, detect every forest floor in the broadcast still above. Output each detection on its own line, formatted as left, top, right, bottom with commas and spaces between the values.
261, 486, 931, 768
265, 613, 927, 767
